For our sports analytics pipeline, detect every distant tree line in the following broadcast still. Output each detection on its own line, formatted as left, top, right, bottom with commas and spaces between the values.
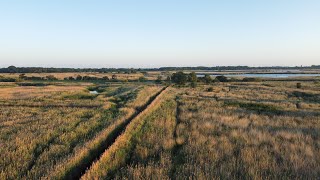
170, 71, 263, 86
1, 65, 319, 73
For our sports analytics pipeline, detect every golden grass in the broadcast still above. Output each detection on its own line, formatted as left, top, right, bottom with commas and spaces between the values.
81, 87, 170, 179
50, 84, 164, 179
0, 83, 164, 179
81, 81, 319, 179
1, 79, 319, 179
0, 85, 85, 99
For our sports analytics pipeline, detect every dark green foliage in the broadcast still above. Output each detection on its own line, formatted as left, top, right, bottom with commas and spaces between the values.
171, 71, 188, 85
17, 82, 48, 86
225, 101, 281, 114
216, 75, 228, 82
155, 76, 162, 84
63, 93, 98, 100
65, 75, 110, 81
190, 81, 197, 88
242, 77, 262, 82
0, 76, 17, 82
46, 75, 58, 81
207, 87, 214, 92
290, 91, 320, 102
138, 76, 147, 82
24, 76, 45, 80
64, 76, 75, 80
203, 74, 212, 84
76, 75, 83, 81
87, 86, 105, 93
188, 72, 198, 83
297, 83, 302, 88
1, 65, 320, 73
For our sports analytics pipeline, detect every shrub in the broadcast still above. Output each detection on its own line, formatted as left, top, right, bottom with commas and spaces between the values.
0, 76, 16, 82
155, 76, 162, 84
188, 72, 198, 83
17, 82, 48, 86
46, 75, 58, 81
63, 92, 97, 100
207, 87, 214, 92
76, 75, 83, 81
203, 74, 212, 84
297, 83, 302, 88
138, 76, 147, 82
242, 77, 262, 82
191, 81, 197, 88
171, 71, 188, 85
215, 75, 228, 82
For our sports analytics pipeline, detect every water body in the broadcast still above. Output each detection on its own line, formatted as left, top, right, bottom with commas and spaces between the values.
89, 91, 99, 94
197, 74, 320, 78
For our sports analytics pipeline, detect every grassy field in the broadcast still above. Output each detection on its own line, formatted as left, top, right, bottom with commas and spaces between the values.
0, 81, 163, 179
0, 73, 319, 179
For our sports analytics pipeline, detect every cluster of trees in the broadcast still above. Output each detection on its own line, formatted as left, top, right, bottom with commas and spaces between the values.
0, 66, 139, 73
170, 71, 263, 86
1, 65, 320, 74
170, 71, 227, 86
159, 65, 320, 71
64, 75, 111, 81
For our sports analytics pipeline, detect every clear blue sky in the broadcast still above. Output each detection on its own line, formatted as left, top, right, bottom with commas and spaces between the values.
0, 0, 319, 68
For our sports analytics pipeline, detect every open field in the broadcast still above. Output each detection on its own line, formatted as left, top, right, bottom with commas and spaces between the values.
0, 72, 319, 179
0, 81, 163, 179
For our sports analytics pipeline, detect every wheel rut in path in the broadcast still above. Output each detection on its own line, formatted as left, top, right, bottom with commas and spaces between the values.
66, 87, 167, 180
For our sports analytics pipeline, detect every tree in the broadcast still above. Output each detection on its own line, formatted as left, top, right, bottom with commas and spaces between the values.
204, 74, 212, 84
189, 72, 198, 83
7, 66, 17, 73
171, 71, 188, 85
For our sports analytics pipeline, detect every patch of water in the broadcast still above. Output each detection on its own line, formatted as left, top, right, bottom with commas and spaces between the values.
89, 91, 99, 94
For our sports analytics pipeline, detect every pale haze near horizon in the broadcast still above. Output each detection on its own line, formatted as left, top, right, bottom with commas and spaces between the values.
0, 0, 319, 68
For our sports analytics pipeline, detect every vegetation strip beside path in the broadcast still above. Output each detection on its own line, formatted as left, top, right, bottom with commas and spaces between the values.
53, 86, 167, 180
81, 87, 169, 179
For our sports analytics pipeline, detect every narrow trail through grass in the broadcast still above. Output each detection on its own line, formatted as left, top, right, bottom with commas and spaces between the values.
170, 96, 184, 179
63, 86, 167, 180
80, 87, 169, 179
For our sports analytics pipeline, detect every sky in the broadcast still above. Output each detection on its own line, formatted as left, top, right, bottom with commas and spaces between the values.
0, 0, 319, 68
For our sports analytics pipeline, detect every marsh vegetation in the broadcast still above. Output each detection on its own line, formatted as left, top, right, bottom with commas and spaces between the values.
0, 72, 319, 179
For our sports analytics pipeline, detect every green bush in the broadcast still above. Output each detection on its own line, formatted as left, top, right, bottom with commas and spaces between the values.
297, 83, 302, 88
63, 93, 98, 100
207, 87, 214, 92
215, 75, 228, 82
242, 77, 262, 82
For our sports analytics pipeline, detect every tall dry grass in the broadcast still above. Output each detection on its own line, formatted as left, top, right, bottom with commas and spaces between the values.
81, 87, 170, 179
